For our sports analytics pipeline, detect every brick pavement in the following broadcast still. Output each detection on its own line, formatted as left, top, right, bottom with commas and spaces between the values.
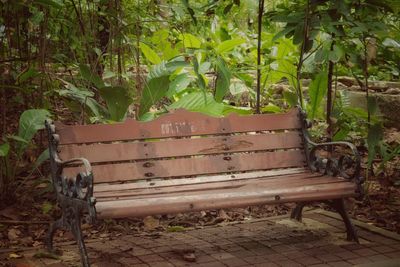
1, 209, 400, 266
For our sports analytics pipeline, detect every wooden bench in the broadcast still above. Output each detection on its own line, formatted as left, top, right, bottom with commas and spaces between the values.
45, 108, 364, 267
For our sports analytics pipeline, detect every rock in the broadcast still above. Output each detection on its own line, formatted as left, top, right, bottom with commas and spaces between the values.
183, 252, 196, 262
143, 216, 159, 231
174, 249, 196, 262
385, 88, 400, 95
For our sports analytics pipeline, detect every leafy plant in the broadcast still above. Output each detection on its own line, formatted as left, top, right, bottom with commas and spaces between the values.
0, 109, 50, 203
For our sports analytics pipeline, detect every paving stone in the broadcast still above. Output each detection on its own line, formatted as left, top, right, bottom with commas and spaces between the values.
371, 245, 397, 253
327, 261, 352, 267
384, 251, 400, 258
353, 247, 379, 257
254, 263, 279, 267
148, 261, 175, 267
295, 256, 323, 265
195, 254, 217, 263
2, 210, 400, 267
219, 257, 249, 267
242, 255, 269, 264
315, 253, 342, 263
367, 253, 391, 262
197, 261, 226, 267
276, 259, 303, 267
210, 252, 235, 260
116, 257, 143, 265
347, 257, 373, 265
92, 261, 122, 267
264, 253, 288, 262
137, 253, 165, 263
335, 250, 360, 260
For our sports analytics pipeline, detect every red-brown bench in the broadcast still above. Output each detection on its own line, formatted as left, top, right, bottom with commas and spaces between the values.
45, 107, 363, 267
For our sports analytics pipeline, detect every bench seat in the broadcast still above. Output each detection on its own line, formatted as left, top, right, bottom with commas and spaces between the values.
93, 168, 357, 218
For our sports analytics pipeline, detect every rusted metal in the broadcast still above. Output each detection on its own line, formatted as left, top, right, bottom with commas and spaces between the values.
59, 131, 303, 163
56, 108, 302, 145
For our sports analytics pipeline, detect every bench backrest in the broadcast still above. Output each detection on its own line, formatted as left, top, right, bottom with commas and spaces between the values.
57, 108, 306, 184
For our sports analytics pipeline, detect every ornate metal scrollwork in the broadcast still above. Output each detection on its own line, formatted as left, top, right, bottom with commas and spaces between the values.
45, 120, 96, 221
296, 107, 364, 196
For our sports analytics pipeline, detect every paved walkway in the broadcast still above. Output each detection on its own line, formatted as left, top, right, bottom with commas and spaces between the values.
1, 209, 400, 267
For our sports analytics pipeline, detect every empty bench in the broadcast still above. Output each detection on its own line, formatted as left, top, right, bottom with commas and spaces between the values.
45, 108, 364, 267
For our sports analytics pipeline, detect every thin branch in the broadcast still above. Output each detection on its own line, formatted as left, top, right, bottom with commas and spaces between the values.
256, 0, 265, 114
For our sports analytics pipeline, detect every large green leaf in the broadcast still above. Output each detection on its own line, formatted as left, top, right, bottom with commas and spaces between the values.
147, 59, 189, 81
58, 82, 104, 118
308, 71, 328, 119
140, 42, 162, 65
139, 76, 171, 118
168, 92, 224, 117
167, 73, 192, 97
192, 57, 206, 90
34, 0, 63, 9
215, 58, 231, 102
216, 38, 245, 54
17, 109, 51, 152
179, 33, 201, 49
168, 91, 251, 117
98, 86, 133, 121
79, 64, 105, 88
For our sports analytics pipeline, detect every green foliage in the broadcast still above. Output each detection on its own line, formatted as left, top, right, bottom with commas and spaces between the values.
140, 42, 162, 65
17, 109, 51, 151
215, 58, 231, 102
1, 109, 51, 202
307, 71, 328, 119
168, 91, 251, 117
98, 86, 133, 121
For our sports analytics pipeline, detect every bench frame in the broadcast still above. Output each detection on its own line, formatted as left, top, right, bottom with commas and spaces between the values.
45, 107, 364, 267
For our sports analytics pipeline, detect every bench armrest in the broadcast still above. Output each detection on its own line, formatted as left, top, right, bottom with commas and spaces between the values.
305, 136, 363, 186
56, 157, 92, 175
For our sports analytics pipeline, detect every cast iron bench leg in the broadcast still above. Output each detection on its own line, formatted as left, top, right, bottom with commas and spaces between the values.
327, 198, 359, 243
290, 202, 307, 221
46, 207, 91, 267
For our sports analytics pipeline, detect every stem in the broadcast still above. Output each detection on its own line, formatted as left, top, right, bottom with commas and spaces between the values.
296, 0, 310, 108
326, 39, 335, 146
363, 36, 370, 126
256, 0, 265, 114
135, 0, 142, 119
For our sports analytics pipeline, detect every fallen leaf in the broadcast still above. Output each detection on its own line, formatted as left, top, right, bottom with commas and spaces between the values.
33, 250, 60, 259
9, 252, 23, 259
8, 228, 21, 241
143, 216, 159, 231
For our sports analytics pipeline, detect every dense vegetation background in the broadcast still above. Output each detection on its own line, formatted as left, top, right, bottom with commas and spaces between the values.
0, 0, 400, 234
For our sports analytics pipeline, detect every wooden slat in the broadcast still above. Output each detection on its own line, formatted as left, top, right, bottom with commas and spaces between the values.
95, 173, 341, 200
94, 168, 308, 193
95, 182, 357, 218
59, 132, 303, 163
56, 108, 301, 145
64, 150, 306, 183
